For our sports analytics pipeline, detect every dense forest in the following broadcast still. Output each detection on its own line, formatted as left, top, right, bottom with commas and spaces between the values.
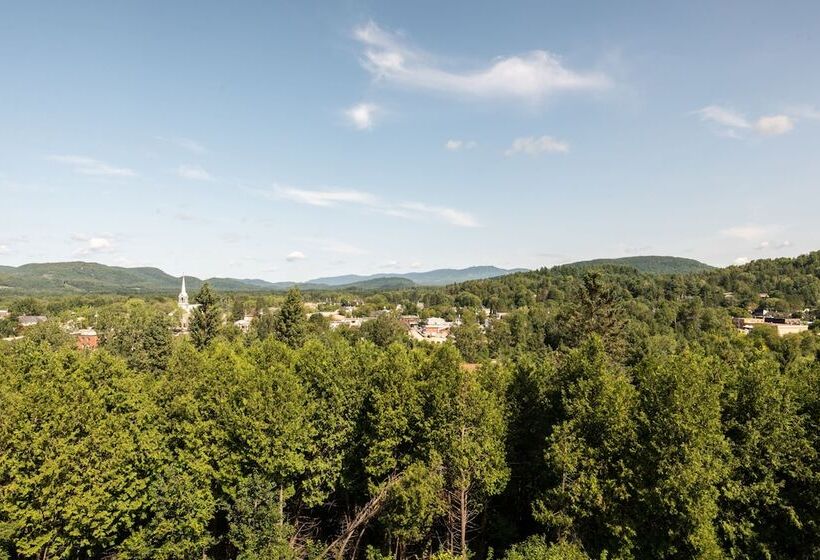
1, 252, 819, 559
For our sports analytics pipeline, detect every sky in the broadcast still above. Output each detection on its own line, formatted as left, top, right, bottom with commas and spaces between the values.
1, 1, 819, 281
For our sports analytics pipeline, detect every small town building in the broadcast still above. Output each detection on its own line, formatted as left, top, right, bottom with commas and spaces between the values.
399, 315, 420, 328
73, 328, 98, 350
733, 316, 809, 337
173, 277, 200, 331
0, 309, 10, 319
422, 317, 451, 336
234, 316, 253, 333
17, 315, 47, 327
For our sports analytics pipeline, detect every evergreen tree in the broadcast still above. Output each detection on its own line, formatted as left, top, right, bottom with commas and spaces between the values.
189, 282, 220, 350
274, 287, 307, 348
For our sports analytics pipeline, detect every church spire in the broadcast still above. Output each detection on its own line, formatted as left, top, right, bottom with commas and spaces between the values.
178, 276, 189, 306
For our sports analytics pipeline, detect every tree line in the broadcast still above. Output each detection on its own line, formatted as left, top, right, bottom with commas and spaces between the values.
0, 256, 819, 559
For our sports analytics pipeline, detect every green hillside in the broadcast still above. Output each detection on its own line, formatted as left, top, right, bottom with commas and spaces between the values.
560, 255, 714, 274
337, 277, 415, 291
308, 265, 527, 287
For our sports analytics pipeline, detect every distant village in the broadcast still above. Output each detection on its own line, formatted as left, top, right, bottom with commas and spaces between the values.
2, 279, 814, 351
1, 278, 500, 348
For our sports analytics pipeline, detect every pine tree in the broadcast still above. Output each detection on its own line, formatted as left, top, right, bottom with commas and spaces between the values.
274, 287, 307, 348
189, 282, 221, 350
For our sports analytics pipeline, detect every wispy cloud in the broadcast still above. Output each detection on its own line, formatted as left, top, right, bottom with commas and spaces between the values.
48, 155, 137, 177
300, 237, 368, 256
733, 256, 751, 266
0, 244, 9, 255
720, 224, 779, 241
693, 105, 795, 137
393, 202, 480, 228
785, 104, 820, 120
286, 251, 306, 262
755, 115, 794, 135
353, 21, 609, 103
694, 106, 751, 129
344, 102, 381, 130
157, 136, 207, 154
260, 183, 480, 228
505, 135, 569, 156
177, 164, 213, 181
756, 239, 792, 251
445, 139, 477, 151
72, 233, 115, 256
273, 185, 378, 207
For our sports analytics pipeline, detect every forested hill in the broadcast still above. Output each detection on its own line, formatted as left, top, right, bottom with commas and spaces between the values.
0, 262, 524, 294
308, 265, 527, 286
562, 255, 714, 274
449, 250, 820, 316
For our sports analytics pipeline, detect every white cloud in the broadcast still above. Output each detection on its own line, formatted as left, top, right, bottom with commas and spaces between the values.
396, 202, 480, 228
755, 241, 770, 250
297, 237, 368, 256
48, 155, 136, 177
694, 105, 751, 129
505, 135, 569, 156
317, 239, 368, 255
754, 115, 794, 136
720, 225, 778, 241
260, 183, 479, 228
777, 240, 792, 248
694, 105, 795, 137
733, 257, 751, 266
380, 260, 401, 269
273, 185, 377, 207
72, 234, 115, 256
785, 105, 820, 120
353, 21, 609, 102
409, 261, 422, 268
0, 244, 9, 255
286, 251, 306, 262
344, 103, 380, 130
157, 136, 207, 153
177, 164, 213, 181
445, 139, 477, 151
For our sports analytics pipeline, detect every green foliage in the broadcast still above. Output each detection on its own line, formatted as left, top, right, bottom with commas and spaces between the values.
360, 313, 408, 348
1, 252, 819, 560
502, 536, 590, 560
98, 300, 172, 373
190, 282, 221, 349
274, 287, 307, 348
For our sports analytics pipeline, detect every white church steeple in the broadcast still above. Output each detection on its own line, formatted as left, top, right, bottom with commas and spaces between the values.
178, 276, 189, 306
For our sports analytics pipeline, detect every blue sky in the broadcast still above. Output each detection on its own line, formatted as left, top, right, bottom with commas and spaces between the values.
2, 1, 819, 281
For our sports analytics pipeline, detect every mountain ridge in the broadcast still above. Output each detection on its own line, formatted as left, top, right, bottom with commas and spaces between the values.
0, 257, 715, 294
0, 262, 527, 294
556, 255, 714, 274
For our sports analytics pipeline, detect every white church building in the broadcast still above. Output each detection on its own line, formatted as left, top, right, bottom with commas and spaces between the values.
175, 277, 200, 331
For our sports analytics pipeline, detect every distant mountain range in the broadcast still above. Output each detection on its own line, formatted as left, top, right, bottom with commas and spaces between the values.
307, 266, 527, 287
0, 257, 714, 295
0, 262, 526, 294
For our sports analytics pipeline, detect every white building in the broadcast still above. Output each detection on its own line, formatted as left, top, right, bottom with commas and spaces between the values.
175, 277, 200, 330
234, 316, 253, 333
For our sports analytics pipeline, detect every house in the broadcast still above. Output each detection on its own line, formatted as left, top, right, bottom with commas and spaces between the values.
234, 316, 254, 333
330, 316, 373, 329
733, 317, 809, 337
0, 309, 10, 320
17, 315, 47, 327
399, 315, 420, 328
72, 328, 98, 350
413, 317, 452, 343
